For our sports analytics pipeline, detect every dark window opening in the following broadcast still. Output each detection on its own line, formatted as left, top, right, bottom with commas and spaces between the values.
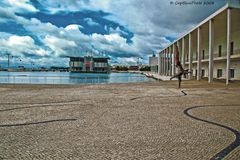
230, 69, 234, 78
202, 50, 205, 59
201, 70, 205, 78
217, 69, 222, 78
218, 45, 222, 57
230, 42, 234, 55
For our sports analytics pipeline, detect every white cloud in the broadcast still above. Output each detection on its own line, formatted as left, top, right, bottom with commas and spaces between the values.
43, 35, 77, 57
65, 24, 82, 31
0, 32, 13, 39
35, 49, 49, 56
6, 0, 38, 12
91, 33, 139, 56
115, 57, 137, 65
7, 35, 34, 46
0, 35, 50, 57
23, 18, 60, 38
108, 26, 129, 36
36, 0, 91, 13
34, 0, 227, 57
0, 35, 36, 56
84, 18, 99, 26
0, 6, 32, 24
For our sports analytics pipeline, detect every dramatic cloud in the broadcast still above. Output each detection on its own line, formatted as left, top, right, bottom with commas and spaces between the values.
0, 0, 228, 67
0, 35, 50, 60
43, 35, 77, 57
8, 0, 38, 12
0, 0, 38, 13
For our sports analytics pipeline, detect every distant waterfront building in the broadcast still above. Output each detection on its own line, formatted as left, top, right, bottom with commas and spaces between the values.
17, 66, 26, 71
129, 66, 139, 71
158, 1, 240, 84
69, 56, 110, 73
149, 53, 158, 73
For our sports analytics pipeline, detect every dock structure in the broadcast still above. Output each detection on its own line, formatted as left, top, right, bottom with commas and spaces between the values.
158, 1, 240, 84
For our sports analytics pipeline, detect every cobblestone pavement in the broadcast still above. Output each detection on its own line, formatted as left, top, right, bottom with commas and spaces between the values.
0, 80, 239, 160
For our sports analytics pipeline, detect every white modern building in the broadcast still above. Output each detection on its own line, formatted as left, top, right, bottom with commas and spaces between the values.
158, 0, 240, 85
69, 56, 110, 73
149, 53, 158, 73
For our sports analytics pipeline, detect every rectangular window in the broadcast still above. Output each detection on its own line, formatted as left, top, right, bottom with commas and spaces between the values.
218, 45, 222, 57
217, 69, 222, 78
195, 69, 198, 78
201, 70, 205, 78
202, 50, 205, 59
230, 42, 234, 55
230, 69, 234, 78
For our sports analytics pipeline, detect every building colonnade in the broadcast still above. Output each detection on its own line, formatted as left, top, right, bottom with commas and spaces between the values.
158, 4, 240, 84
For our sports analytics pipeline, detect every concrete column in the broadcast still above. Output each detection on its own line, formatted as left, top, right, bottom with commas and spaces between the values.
166, 50, 168, 76
188, 33, 193, 79
169, 46, 172, 76
163, 51, 165, 76
174, 45, 176, 75
172, 45, 176, 76
159, 52, 162, 75
164, 50, 167, 76
166, 48, 169, 76
197, 27, 201, 80
161, 52, 163, 75
168, 48, 171, 76
226, 8, 231, 85
177, 41, 180, 64
182, 37, 186, 69
165, 48, 168, 76
208, 19, 214, 83
165, 49, 168, 76
158, 53, 161, 75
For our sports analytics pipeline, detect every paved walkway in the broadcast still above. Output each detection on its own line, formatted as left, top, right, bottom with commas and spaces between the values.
0, 81, 239, 159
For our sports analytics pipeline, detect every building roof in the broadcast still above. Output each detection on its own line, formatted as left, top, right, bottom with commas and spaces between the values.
159, 0, 240, 54
69, 56, 110, 59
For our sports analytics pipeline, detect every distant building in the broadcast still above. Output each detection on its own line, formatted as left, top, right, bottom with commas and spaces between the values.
149, 53, 158, 73
50, 67, 69, 72
128, 66, 139, 71
69, 56, 110, 73
17, 66, 25, 71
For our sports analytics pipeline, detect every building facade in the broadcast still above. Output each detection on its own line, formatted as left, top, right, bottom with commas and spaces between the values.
149, 53, 158, 73
158, 1, 240, 84
69, 56, 110, 73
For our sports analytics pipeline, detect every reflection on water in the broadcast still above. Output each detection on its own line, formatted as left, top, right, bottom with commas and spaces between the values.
0, 72, 152, 84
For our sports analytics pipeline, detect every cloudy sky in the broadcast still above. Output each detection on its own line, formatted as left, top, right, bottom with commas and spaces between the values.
0, 0, 227, 68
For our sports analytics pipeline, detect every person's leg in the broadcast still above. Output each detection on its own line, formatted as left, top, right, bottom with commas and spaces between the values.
170, 73, 180, 80
178, 76, 182, 88
170, 75, 176, 80
183, 70, 191, 78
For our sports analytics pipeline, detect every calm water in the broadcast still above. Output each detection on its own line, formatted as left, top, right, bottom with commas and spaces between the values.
0, 72, 153, 84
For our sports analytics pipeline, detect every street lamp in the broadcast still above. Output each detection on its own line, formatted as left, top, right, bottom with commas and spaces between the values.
0, 51, 12, 71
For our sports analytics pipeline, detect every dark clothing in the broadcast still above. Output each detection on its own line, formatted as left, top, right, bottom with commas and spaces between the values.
170, 68, 190, 88
170, 45, 191, 88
